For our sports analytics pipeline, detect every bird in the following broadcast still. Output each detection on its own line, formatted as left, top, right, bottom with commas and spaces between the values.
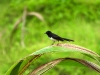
45, 31, 74, 45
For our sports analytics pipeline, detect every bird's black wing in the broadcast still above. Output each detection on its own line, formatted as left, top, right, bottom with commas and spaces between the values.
52, 33, 64, 41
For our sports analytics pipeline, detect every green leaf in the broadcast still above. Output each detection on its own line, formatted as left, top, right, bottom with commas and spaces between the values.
5, 55, 41, 75
29, 57, 100, 75
32, 44, 100, 58
5, 60, 23, 75
5, 44, 100, 75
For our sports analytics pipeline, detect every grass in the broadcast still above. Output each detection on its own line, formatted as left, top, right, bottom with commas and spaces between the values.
1, 0, 100, 75
5, 43, 100, 75
1, 19, 100, 75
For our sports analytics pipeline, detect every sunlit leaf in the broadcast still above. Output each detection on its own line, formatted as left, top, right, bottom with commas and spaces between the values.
5, 44, 100, 75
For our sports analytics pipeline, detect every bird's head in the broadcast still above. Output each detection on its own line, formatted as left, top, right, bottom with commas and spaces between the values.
45, 31, 52, 34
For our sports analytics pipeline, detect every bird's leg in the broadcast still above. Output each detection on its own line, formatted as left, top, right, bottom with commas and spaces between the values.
57, 41, 59, 45
52, 41, 55, 45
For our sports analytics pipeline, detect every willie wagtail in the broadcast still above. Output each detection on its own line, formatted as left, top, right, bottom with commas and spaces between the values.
45, 31, 74, 45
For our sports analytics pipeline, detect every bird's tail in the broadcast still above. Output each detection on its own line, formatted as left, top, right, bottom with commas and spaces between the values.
63, 38, 74, 42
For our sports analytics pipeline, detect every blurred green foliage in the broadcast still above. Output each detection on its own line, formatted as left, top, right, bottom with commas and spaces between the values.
1, 0, 100, 26
0, 0, 100, 75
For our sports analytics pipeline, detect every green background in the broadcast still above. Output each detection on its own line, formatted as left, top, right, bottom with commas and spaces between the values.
1, 0, 100, 75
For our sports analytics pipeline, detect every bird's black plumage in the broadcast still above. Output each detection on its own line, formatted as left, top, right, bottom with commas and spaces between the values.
45, 31, 74, 45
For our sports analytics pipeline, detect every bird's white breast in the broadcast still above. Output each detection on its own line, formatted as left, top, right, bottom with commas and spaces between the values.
50, 37, 56, 41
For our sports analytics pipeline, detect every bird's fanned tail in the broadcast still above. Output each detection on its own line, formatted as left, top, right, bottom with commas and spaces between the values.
63, 38, 74, 42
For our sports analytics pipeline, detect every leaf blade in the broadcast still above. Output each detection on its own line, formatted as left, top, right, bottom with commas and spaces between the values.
29, 57, 100, 75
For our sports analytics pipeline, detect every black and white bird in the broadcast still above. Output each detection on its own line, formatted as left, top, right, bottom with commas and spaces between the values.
45, 31, 74, 45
